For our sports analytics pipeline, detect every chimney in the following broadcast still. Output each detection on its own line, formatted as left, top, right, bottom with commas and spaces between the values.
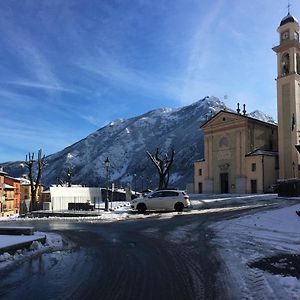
237, 103, 241, 114
243, 104, 246, 115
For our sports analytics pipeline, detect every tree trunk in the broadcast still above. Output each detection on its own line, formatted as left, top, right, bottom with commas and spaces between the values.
147, 148, 175, 190
25, 149, 45, 212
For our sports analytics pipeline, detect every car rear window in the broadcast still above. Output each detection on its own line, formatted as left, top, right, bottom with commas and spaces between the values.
163, 191, 179, 197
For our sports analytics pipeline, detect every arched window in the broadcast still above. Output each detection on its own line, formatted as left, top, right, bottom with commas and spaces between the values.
281, 53, 290, 76
296, 53, 300, 75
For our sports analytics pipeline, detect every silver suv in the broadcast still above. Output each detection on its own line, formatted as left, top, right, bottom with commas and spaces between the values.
131, 189, 190, 213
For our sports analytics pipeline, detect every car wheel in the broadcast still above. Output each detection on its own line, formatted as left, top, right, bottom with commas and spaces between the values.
137, 203, 147, 213
174, 202, 184, 212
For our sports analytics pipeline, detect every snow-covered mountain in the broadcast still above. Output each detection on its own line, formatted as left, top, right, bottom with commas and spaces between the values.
2, 97, 275, 189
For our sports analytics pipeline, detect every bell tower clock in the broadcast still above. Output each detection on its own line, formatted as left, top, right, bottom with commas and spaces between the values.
273, 12, 300, 179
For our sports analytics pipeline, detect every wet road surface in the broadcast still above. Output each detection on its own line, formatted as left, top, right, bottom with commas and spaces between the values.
0, 199, 297, 300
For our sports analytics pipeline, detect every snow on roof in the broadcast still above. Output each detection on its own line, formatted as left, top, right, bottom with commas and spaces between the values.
245, 149, 278, 157
4, 175, 21, 182
4, 183, 15, 189
15, 178, 31, 185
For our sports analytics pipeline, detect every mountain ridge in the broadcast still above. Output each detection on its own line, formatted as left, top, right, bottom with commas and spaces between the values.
2, 97, 276, 189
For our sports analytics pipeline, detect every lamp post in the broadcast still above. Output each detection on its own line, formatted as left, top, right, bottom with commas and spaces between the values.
133, 173, 137, 195
141, 175, 144, 192
104, 157, 110, 211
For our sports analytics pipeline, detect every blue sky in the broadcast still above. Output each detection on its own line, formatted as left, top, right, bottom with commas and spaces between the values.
0, 0, 297, 162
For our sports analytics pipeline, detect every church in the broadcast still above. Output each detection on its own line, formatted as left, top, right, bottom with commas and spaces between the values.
194, 11, 300, 194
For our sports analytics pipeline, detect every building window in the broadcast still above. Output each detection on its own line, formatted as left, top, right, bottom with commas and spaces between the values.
251, 163, 256, 172
199, 169, 202, 176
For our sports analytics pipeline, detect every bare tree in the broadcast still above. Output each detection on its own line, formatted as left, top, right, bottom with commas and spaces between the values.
146, 148, 175, 189
24, 149, 46, 211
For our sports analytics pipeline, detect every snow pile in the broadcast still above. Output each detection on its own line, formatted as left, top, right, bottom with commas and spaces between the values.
0, 232, 63, 271
210, 203, 300, 299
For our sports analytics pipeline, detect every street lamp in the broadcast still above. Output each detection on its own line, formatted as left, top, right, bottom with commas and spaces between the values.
133, 173, 137, 195
141, 175, 144, 192
104, 157, 110, 211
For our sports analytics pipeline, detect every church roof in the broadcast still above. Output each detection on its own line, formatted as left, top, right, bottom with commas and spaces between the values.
280, 13, 299, 26
200, 110, 278, 129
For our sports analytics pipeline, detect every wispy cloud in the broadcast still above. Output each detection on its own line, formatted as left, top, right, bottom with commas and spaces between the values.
2, 80, 73, 93
0, 17, 69, 96
78, 113, 102, 126
75, 51, 183, 102
179, 0, 224, 103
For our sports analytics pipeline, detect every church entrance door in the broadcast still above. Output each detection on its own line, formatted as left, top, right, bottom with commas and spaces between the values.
251, 179, 257, 193
220, 173, 229, 193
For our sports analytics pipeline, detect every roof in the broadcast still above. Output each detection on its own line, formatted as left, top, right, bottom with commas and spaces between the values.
200, 110, 278, 129
0, 170, 8, 176
4, 175, 21, 182
280, 13, 299, 26
245, 149, 278, 157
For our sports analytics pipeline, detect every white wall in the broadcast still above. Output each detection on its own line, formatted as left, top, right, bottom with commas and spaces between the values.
49, 186, 102, 211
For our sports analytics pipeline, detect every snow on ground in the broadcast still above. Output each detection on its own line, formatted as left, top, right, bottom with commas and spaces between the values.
209, 203, 300, 299
0, 232, 63, 271
1, 193, 300, 298
0, 232, 45, 249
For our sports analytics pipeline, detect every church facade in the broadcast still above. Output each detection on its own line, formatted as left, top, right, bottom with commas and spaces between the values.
194, 12, 300, 194
194, 110, 278, 194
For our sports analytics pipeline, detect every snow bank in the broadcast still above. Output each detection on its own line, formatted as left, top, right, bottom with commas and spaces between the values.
210, 203, 300, 299
0, 232, 63, 271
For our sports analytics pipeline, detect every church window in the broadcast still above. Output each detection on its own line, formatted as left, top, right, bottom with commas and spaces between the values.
281, 53, 290, 76
251, 163, 256, 172
199, 169, 202, 176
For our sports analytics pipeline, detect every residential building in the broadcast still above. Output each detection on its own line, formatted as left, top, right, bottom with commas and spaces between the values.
0, 167, 6, 216
4, 176, 21, 214
3, 183, 15, 216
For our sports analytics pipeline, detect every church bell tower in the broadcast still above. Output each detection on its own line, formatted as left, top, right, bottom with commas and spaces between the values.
273, 12, 300, 179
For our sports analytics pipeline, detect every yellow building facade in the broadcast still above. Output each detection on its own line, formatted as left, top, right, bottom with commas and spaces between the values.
194, 110, 278, 194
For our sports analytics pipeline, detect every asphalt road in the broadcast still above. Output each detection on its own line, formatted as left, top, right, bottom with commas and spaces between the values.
0, 199, 297, 300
